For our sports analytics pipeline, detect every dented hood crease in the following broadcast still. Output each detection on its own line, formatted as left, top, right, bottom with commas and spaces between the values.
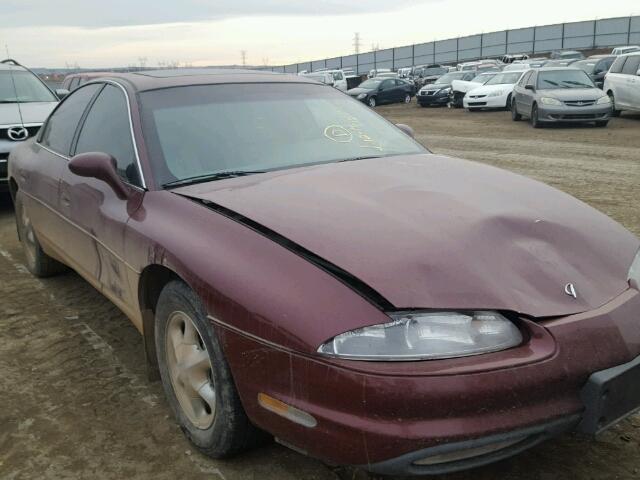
175, 154, 639, 318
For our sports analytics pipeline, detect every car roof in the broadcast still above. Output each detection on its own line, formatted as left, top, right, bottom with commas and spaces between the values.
81, 68, 315, 92
0, 60, 27, 72
620, 51, 640, 57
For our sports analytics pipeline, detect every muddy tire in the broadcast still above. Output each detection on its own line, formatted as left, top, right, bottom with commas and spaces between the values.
15, 193, 66, 277
403, 94, 412, 104
595, 120, 609, 128
155, 280, 263, 458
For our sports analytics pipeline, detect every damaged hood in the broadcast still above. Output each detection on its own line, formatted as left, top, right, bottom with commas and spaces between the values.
175, 154, 639, 318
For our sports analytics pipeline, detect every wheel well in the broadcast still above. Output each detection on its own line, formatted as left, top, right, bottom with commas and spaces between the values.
138, 264, 181, 380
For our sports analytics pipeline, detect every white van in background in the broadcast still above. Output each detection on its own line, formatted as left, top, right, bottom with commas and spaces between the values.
604, 52, 640, 115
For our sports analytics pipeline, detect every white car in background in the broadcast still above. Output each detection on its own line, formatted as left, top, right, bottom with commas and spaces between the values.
611, 46, 640, 56
604, 52, 640, 115
463, 70, 527, 111
301, 70, 349, 91
450, 72, 498, 107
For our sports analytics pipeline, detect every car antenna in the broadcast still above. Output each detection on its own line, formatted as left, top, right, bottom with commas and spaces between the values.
4, 45, 26, 128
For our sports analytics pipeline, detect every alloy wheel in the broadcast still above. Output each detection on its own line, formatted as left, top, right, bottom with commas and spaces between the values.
165, 311, 216, 429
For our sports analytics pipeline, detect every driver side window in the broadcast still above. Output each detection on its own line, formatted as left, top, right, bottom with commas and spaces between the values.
74, 84, 141, 186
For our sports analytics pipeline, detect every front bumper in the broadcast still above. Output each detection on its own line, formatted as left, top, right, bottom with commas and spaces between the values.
220, 289, 640, 475
417, 90, 449, 106
464, 92, 510, 109
538, 103, 612, 123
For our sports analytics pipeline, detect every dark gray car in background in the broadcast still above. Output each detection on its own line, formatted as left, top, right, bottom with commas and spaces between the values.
573, 55, 617, 89
511, 68, 612, 128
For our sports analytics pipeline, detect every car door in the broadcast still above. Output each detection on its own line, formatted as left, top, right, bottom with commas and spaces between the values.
522, 71, 537, 115
59, 82, 144, 315
619, 55, 640, 109
378, 79, 396, 104
606, 56, 627, 106
514, 71, 532, 113
23, 83, 102, 258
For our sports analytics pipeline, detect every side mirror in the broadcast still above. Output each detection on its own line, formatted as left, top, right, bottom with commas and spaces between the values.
68, 152, 130, 200
396, 123, 415, 138
55, 88, 70, 99
525, 84, 535, 91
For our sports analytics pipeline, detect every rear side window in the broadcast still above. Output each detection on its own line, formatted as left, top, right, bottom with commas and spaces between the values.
40, 84, 101, 155
75, 84, 140, 186
519, 71, 532, 86
599, 58, 615, 72
69, 78, 81, 90
621, 56, 640, 75
609, 56, 627, 74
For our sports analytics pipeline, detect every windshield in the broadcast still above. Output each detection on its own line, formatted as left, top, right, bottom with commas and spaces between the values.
485, 72, 524, 85
471, 73, 496, 83
572, 61, 597, 74
537, 70, 595, 89
437, 72, 467, 84
0, 70, 57, 103
140, 83, 426, 187
359, 79, 383, 89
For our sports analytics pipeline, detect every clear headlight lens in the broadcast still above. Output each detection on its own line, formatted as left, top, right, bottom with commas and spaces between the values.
597, 95, 611, 105
629, 250, 640, 290
540, 97, 562, 106
488, 90, 505, 97
317, 311, 523, 361
441, 87, 451, 94
357, 93, 367, 99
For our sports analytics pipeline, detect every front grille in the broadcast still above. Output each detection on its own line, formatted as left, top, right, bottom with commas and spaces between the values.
422, 90, 437, 96
469, 95, 487, 99
469, 102, 488, 106
564, 100, 596, 107
0, 125, 41, 142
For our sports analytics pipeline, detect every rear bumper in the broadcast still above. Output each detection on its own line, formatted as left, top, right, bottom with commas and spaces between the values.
220, 289, 640, 474
538, 104, 612, 122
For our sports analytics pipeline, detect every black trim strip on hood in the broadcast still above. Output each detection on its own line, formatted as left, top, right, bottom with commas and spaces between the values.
181, 194, 395, 311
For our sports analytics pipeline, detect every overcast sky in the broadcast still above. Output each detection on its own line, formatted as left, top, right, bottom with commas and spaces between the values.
1, 0, 638, 68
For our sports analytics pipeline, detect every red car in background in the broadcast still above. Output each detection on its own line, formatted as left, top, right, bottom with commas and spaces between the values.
7, 69, 640, 476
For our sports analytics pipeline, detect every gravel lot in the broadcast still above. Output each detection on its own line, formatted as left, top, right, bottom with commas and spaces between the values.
1, 104, 639, 480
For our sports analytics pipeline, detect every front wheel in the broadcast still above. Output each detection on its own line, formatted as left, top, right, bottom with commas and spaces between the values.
511, 100, 522, 121
595, 120, 609, 128
15, 192, 66, 277
155, 280, 263, 458
368, 96, 377, 108
608, 92, 621, 117
403, 94, 412, 104
505, 94, 513, 110
531, 104, 543, 128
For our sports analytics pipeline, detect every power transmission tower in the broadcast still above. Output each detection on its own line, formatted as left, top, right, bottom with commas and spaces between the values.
353, 33, 361, 54
241, 50, 247, 66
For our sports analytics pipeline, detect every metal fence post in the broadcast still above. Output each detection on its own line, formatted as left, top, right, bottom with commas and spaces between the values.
629, 16, 632, 45
412, 44, 415, 67
592, 20, 596, 48
456, 38, 459, 62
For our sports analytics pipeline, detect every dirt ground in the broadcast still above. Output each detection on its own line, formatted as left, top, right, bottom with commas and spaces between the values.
1, 104, 639, 480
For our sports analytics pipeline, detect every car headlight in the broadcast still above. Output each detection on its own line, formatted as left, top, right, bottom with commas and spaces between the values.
357, 93, 367, 100
540, 97, 562, 106
629, 250, 640, 290
596, 95, 611, 105
488, 90, 505, 97
317, 311, 523, 361
440, 87, 451, 94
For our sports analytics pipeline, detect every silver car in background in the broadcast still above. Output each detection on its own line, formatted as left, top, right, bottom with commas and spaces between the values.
511, 67, 612, 128
0, 59, 65, 192
604, 52, 640, 116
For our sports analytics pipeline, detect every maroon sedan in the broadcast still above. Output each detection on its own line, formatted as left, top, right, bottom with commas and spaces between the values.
7, 69, 640, 476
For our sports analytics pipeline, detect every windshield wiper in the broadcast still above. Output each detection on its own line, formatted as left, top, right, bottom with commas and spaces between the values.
163, 170, 266, 188
338, 155, 384, 163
